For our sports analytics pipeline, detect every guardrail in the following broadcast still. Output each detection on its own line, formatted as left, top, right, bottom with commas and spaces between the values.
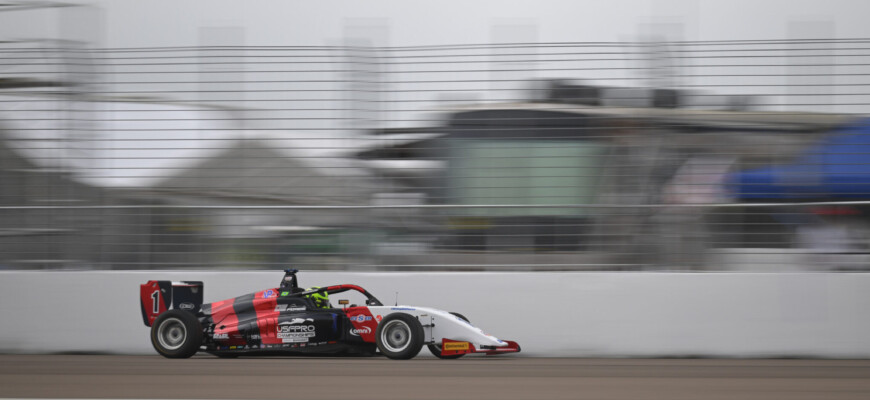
1, 271, 868, 357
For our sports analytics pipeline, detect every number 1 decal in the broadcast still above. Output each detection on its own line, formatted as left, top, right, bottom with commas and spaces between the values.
151, 290, 160, 314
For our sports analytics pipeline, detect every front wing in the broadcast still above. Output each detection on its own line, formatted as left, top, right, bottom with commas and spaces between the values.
440, 338, 521, 356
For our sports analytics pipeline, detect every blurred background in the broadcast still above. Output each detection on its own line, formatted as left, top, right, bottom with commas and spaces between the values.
3, 0, 870, 272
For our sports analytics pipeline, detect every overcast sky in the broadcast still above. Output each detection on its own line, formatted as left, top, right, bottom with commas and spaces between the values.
3, 0, 870, 48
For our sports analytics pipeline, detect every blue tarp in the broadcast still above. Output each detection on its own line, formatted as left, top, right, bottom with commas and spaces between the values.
726, 118, 870, 200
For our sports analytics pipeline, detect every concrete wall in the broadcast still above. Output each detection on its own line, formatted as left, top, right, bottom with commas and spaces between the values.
1, 271, 869, 358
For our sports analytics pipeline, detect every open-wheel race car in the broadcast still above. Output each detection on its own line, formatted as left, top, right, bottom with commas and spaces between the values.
140, 269, 520, 360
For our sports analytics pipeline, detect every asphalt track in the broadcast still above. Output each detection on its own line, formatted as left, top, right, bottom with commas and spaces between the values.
2, 355, 870, 400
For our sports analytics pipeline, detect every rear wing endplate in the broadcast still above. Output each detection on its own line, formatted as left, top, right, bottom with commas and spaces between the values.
139, 280, 203, 327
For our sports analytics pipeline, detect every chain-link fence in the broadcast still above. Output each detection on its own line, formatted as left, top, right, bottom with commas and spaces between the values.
3, 39, 870, 271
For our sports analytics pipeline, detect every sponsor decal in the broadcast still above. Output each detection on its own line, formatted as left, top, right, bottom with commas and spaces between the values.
250, 334, 261, 340
349, 315, 372, 322
263, 290, 276, 299
178, 302, 195, 310
375, 315, 383, 322
277, 320, 315, 343
391, 307, 415, 311
349, 326, 372, 336
274, 304, 307, 312
318, 342, 327, 346
229, 346, 237, 350
214, 333, 229, 340
443, 342, 470, 351
300, 343, 307, 347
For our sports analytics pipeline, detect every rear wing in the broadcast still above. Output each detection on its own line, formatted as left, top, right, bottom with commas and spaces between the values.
139, 280, 204, 327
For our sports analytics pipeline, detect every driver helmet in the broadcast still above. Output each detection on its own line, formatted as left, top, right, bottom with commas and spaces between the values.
306, 287, 330, 309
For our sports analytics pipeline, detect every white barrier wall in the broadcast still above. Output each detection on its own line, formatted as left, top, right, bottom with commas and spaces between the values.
1, 271, 869, 357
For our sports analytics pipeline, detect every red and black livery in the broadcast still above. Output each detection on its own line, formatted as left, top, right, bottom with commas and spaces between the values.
141, 269, 520, 360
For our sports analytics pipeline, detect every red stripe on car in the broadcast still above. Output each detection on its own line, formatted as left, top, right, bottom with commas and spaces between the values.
253, 289, 281, 345
210, 298, 243, 346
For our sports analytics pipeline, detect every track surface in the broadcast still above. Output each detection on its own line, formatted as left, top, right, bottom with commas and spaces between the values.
2, 355, 870, 400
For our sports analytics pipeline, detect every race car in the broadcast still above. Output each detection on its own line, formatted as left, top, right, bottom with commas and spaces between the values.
139, 269, 520, 359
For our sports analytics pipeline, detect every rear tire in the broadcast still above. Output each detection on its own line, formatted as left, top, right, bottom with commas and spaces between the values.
375, 313, 424, 360
150, 310, 202, 359
428, 312, 470, 359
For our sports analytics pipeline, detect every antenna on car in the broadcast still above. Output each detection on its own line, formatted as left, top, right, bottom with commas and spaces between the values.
395, 292, 399, 306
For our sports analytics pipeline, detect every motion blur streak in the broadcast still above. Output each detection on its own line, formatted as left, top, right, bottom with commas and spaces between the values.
2, 355, 870, 400
6, 38, 870, 272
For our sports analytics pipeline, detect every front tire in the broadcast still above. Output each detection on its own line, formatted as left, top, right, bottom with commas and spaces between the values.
375, 313, 424, 360
428, 312, 469, 359
150, 310, 202, 359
